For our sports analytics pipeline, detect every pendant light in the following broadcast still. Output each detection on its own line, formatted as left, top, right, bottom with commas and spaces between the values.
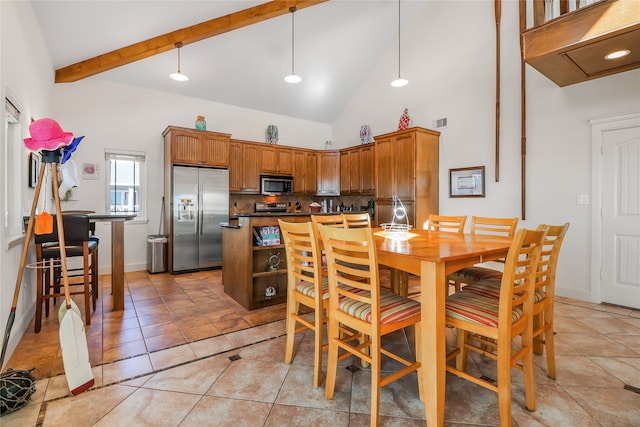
284, 6, 302, 84
169, 42, 189, 82
391, 0, 408, 88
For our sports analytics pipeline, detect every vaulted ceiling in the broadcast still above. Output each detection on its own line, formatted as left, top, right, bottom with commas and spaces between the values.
32, 0, 428, 124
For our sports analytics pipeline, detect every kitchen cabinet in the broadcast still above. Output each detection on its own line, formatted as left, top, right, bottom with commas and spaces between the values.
163, 126, 230, 167
229, 140, 260, 194
260, 145, 293, 175
340, 145, 374, 194
316, 151, 340, 196
293, 149, 317, 194
222, 215, 309, 310
374, 127, 440, 229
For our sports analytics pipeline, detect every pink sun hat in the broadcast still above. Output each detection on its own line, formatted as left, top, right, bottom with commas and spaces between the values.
23, 118, 74, 151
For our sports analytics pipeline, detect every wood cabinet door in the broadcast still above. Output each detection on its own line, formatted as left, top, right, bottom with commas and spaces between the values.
293, 151, 306, 193
340, 150, 351, 193
277, 148, 293, 175
230, 142, 259, 193
229, 142, 243, 192
242, 144, 260, 193
375, 137, 394, 200
260, 146, 277, 173
171, 131, 200, 165
201, 133, 229, 167
349, 150, 361, 193
394, 133, 416, 201
360, 145, 375, 193
317, 152, 339, 195
305, 152, 318, 194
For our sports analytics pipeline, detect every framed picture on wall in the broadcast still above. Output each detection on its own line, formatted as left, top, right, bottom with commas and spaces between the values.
82, 163, 99, 180
29, 152, 40, 188
449, 166, 485, 197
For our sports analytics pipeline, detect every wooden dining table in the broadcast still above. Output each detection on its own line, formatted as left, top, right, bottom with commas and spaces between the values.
373, 228, 512, 426
89, 213, 136, 311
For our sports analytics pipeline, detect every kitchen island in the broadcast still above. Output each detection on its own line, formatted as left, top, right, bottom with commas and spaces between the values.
221, 212, 341, 310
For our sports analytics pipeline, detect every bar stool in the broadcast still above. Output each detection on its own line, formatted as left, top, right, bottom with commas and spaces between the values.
34, 214, 98, 332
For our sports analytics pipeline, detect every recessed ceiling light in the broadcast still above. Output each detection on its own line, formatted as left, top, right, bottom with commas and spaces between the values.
604, 49, 631, 60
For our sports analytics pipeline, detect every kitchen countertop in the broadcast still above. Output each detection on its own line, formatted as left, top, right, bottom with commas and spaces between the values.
232, 211, 367, 217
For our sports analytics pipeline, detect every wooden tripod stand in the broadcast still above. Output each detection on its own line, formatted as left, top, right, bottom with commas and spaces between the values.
12, 151, 73, 328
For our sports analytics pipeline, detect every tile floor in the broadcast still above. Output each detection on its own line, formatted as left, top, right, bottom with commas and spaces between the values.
2, 270, 639, 426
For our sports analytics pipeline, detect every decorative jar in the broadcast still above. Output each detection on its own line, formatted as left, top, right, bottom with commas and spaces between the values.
266, 125, 279, 144
195, 116, 206, 131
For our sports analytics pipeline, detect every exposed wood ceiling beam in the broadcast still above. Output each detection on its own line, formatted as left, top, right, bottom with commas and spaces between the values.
55, 0, 328, 83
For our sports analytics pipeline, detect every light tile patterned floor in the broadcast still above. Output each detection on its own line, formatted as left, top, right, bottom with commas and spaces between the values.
2, 270, 639, 426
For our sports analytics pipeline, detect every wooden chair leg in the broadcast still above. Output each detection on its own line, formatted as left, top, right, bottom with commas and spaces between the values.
533, 312, 544, 354
91, 248, 98, 310
497, 338, 513, 427
370, 333, 381, 427
284, 300, 298, 364
544, 311, 557, 379
84, 248, 91, 326
415, 322, 425, 402
312, 306, 324, 388
324, 317, 339, 400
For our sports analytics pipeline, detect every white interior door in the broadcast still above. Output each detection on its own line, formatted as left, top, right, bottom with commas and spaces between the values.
601, 124, 640, 309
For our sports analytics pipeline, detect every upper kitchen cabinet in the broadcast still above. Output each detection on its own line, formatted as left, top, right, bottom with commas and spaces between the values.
229, 140, 260, 194
340, 145, 375, 194
316, 151, 340, 196
374, 127, 440, 229
260, 145, 294, 175
163, 126, 230, 167
293, 149, 317, 194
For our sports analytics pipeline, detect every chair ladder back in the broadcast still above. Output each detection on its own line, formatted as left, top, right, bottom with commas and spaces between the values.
471, 216, 519, 238
318, 225, 378, 318
500, 229, 546, 311
534, 223, 570, 296
426, 214, 467, 233
342, 213, 371, 229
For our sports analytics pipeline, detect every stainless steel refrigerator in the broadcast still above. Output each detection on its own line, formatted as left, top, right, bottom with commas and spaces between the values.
172, 166, 229, 272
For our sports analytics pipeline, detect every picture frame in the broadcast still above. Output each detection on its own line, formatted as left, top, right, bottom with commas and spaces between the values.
449, 166, 485, 198
29, 152, 40, 188
82, 163, 99, 180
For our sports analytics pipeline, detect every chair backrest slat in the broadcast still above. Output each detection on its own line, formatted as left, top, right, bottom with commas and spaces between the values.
499, 228, 546, 321
426, 214, 467, 233
471, 216, 519, 238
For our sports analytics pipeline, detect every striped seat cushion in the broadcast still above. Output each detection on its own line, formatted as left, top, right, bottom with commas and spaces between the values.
445, 291, 523, 327
449, 266, 503, 282
295, 276, 329, 300
338, 289, 421, 324
462, 279, 546, 303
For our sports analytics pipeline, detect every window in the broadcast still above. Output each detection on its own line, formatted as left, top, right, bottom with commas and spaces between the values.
105, 150, 146, 220
3, 97, 23, 245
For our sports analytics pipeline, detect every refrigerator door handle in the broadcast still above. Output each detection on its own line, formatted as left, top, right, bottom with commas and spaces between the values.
199, 183, 204, 236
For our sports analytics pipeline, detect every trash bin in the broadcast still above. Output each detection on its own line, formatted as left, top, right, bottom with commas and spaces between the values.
147, 234, 167, 274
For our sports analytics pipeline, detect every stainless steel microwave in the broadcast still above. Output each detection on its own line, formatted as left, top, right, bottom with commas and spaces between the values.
261, 175, 293, 195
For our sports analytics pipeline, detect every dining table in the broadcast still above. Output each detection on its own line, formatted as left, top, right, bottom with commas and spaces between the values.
373, 228, 512, 427
89, 213, 136, 311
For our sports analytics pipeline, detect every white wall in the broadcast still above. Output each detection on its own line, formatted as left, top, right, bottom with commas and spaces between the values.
53, 80, 332, 274
332, 0, 640, 301
1, 1, 55, 367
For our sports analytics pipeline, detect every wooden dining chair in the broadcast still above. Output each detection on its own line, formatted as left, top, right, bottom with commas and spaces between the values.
445, 227, 545, 427
342, 212, 371, 228
424, 214, 466, 233
458, 222, 570, 379
318, 224, 423, 426
278, 219, 328, 388
279, 219, 354, 387
33, 214, 98, 332
448, 216, 519, 291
